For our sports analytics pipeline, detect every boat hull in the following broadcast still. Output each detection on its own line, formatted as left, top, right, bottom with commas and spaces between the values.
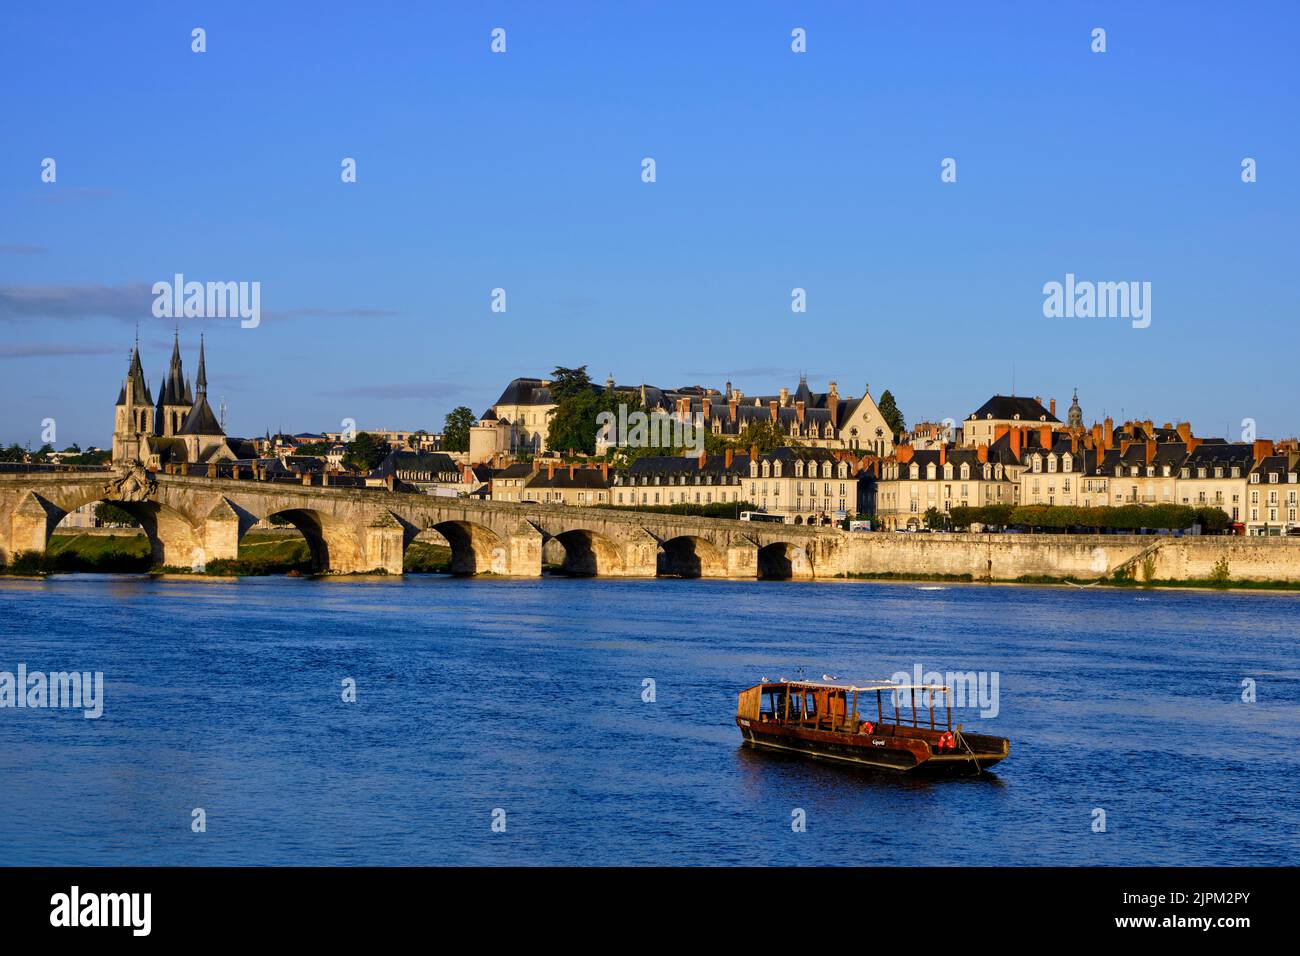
737, 718, 1008, 774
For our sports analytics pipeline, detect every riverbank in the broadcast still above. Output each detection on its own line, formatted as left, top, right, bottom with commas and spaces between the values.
1, 530, 452, 576
834, 570, 1300, 593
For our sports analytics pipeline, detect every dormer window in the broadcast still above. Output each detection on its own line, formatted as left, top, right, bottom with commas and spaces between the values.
1047, 455, 1057, 473
1269, 472, 1278, 483
926, 463, 936, 480
909, 463, 919, 480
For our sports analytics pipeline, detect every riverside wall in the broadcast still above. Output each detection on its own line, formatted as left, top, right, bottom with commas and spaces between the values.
835, 532, 1300, 583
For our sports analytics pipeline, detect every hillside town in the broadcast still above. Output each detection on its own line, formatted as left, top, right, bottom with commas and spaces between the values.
8, 342, 1299, 537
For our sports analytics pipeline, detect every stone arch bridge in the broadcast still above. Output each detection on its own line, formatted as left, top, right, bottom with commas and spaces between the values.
0, 466, 850, 579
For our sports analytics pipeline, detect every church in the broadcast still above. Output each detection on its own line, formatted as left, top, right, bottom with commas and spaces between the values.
111, 333, 243, 467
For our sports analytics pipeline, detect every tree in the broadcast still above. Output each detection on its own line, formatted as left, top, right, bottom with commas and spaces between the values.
344, 432, 391, 471
548, 366, 593, 403
0, 444, 26, 463
731, 419, 793, 455
441, 406, 476, 452
95, 502, 139, 526
877, 390, 906, 441
545, 366, 626, 457
923, 506, 948, 530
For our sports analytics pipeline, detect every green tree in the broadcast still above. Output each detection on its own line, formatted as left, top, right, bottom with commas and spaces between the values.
545, 366, 629, 457
441, 406, 476, 452
548, 366, 593, 403
345, 432, 391, 471
923, 506, 948, 530
0, 443, 27, 463
877, 389, 906, 440
95, 502, 139, 526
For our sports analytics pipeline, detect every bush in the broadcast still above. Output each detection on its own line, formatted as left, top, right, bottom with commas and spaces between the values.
1210, 556, 1231, 586
1004, 503, 1200, 533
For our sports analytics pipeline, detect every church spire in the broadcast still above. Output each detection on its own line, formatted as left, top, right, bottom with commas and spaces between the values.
196, 334, 208, 396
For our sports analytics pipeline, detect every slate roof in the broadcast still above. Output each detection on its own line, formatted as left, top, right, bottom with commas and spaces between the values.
968, 395, 1059, 423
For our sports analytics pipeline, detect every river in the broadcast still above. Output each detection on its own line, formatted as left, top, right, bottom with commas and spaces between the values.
1, 574, 1297, 865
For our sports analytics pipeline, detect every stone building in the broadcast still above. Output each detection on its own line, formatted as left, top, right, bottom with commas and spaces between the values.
111, 335, 239, 468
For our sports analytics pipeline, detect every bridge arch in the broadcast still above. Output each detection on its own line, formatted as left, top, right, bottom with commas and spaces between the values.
551, 528, 625, 577
658, 534, 726, 578
261, 508, 358, 574
757, 541, 814, 580
18, 482, 204, 570
425, 519, 508, 575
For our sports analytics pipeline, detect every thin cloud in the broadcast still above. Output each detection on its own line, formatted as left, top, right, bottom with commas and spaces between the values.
0, 244, 47, 255
0, 282, 154, 322
0, 282, 396, 324
262, 306, 399, 321
32, 187, 114, 204
0, 343, 122, 360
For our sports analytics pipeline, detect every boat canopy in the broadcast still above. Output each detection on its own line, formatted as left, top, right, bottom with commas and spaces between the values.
754, 679, 953, 694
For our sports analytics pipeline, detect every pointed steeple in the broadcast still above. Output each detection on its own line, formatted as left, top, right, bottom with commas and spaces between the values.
117, 341, 153, 407
166, 328, 184, 404
196, 334, 208, 396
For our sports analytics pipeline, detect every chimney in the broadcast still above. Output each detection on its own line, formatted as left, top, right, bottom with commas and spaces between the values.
795, 400, 806, 423
725, 447, 734, 468
1186, 436, 1202, 454
1050, 398, 1057, 418
1120, 439, 1133, 458
698, 449, 707, 469
828, 382, 839, 429
1070, 434, 1078, 454
1104, 417, 1114, 448
728, 399, 738, 423
1010, 428, 1022, 459
976, 445, 988, 463
779, 387, 790, 408
1091, 423, 1103, 450
384, 474, 395, 491
750, 444, 759, 463
1176, 421, 1192, 444
569, 464, 576, 479
994, 424, 1010, 444
463, 464, 474, 483
768, 400, 778, 422
1040, 425, 1053, 449
1145, 440, 1156, 466
896, 445, 914, 464
600, 461, 609, 480
1254, 439, 1275, 462
939, 445, 946, 465
702, 398, 712, 422
547, 462, 556, 480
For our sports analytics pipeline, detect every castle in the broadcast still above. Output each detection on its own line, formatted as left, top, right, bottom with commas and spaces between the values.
111, 333, 238, 468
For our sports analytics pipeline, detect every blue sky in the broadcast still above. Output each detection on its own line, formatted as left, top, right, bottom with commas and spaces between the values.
2, 1, 1297, 447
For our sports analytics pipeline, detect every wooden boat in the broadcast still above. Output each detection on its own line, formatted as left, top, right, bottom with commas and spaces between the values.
735, 679, 1009, 774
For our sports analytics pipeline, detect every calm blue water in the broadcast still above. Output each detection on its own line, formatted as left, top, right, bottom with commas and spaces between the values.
1, 574, 1298, 866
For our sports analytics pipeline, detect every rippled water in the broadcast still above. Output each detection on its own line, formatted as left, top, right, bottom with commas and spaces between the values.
1, 574, 1297, 865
